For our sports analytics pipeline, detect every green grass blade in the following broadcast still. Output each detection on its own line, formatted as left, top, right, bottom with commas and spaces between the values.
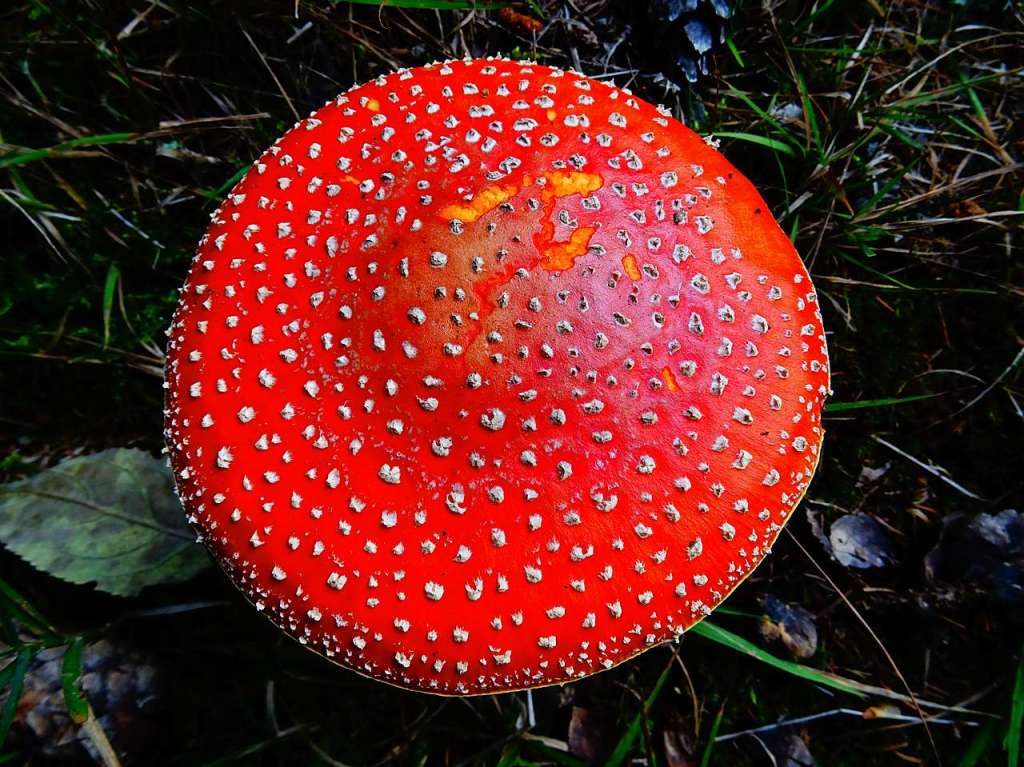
798, 73, 822, 157
524, 0, 546, 19
699, 705, 725, 767
0, 649, 32, 749
711, 605, 763, 619
495, 743, 521, 767
334, 0, 510, 8
606, 658, 673, 767
527, 743, 585, 766
202, 165, 250, 204
947, 114, 986, 142
1007, 647, 1024, 767
875, 120, 924, 151
690, 621, 867, 698
0, 132, 136, 168
692, 621, 986, 715
836, 251, 917, 290
102, 263, 120, 349
726, 39, 744, 68
960, 72, 988, 123
894, 69, 1022, 111
854, 157, 921, 218
7, 169, 53, 211
714, 132, 799, 157
722, 85, 800, 145
0, 576, 56, 638
0, 661, 15, 688
959, 717, 999, 767
60, 638, 88, 724
825, 393, 940, 412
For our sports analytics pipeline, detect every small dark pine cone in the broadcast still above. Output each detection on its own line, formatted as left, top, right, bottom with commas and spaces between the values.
618, 0, 732, 84
7, 639, 162, 765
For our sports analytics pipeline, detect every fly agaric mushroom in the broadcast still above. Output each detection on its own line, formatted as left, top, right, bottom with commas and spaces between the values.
164, 58, 830, 695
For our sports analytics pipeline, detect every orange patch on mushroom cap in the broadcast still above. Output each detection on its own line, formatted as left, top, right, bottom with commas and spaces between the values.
621, 254, 642, 281
661, 367, 680, 392
440, 184, 519, 223
537, 225, 598, 272
531, 171, 605, 271
541, 171, 602, 199
440, 172, 599, 226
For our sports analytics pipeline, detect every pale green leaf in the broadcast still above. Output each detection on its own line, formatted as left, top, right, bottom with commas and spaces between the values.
0, 449, 209, 597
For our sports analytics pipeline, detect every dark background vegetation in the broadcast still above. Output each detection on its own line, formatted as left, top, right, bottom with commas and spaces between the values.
1, 0, 1022, 765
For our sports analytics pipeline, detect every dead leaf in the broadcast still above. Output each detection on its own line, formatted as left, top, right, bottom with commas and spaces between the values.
0, 449, 209, 596
759, 595, 819, 660
828, 514, 897, 569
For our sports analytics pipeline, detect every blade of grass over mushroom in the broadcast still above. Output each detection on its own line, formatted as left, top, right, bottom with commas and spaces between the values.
606, 658, 674, 767
825, 393, 941, 412
707, 604, 763, 619
1008, 647, 1024, 767
201, 166, 250, 204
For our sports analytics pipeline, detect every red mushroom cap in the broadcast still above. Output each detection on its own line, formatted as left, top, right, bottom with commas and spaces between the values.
164, 58, 830, 695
